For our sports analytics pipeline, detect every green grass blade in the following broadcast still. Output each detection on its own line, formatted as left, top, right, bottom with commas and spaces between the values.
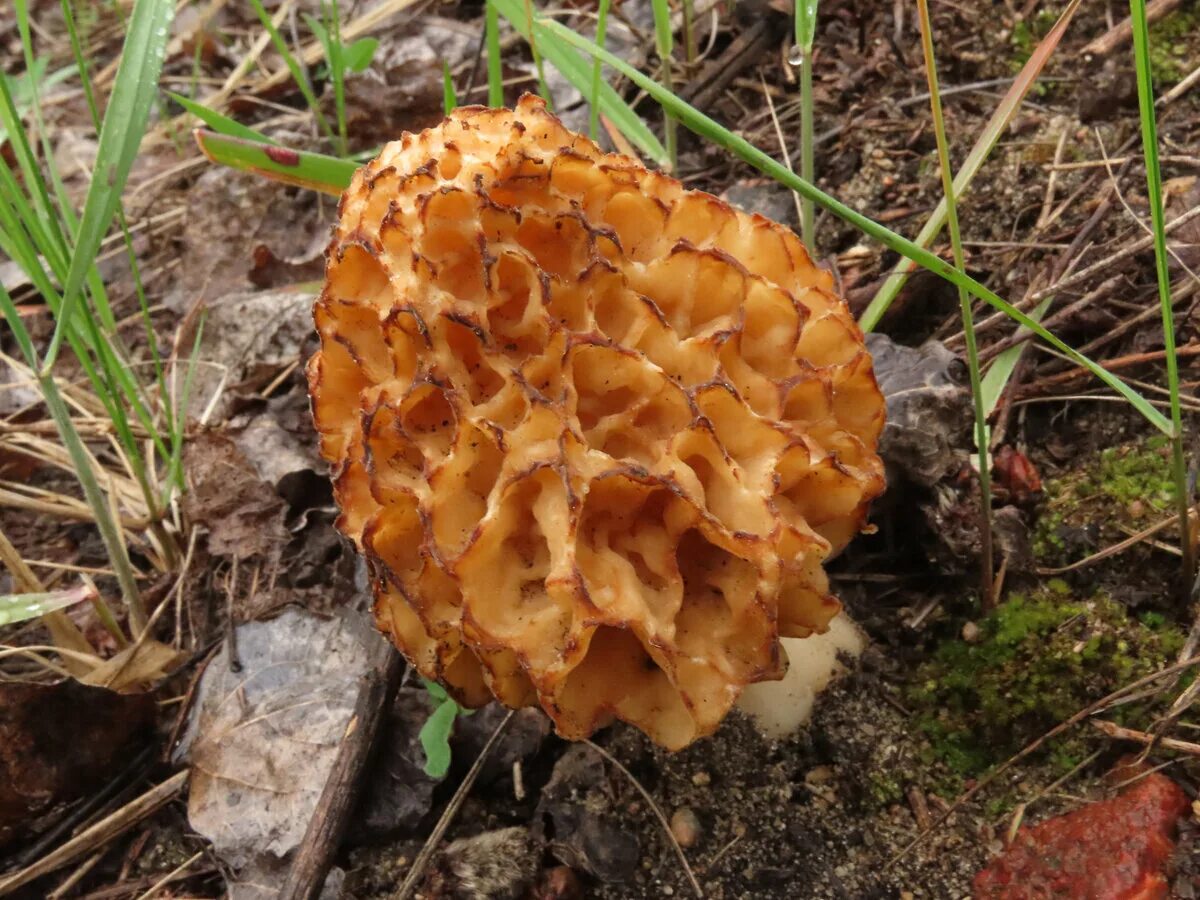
0, 585, 95, 627
325, 0, 348, 155
794, 0, 819, 247
0, 279, 145, 629
490, 0, 667, 164
40, 0, 175, 374
648, 0, 677, 170
167, 91, 278, 144
248, 0, 335, 144
858, 0, 1082, 331
486, 0, 504, 107
194, 129, 356, 196
0, 68, 72, 270
443, 61, 458, 113
524, 0, 553, 105
543, 19, 1171, 435
1129, 0, 1192, 579
588, 0, 612, 141
980, 297, 1051, 417
794, 0, 818, 50
917, 0, 992, 602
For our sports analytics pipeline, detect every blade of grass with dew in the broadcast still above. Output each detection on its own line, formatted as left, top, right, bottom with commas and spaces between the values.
1129, 0, 1193, 582
648, 0, 677, 170
443, 61, 458, 113
794, 0, 818, 248
917, 0, 992, 603
247, 0, 336, 145
40, 0, 175, 374
486, 0, 504, 107
194, 129, 357, 196
588, 0, 612, 142
542, 19, 1172, 436
0, 585, 96, 628
490, 0, 666, 165
858, 0, 1082, 332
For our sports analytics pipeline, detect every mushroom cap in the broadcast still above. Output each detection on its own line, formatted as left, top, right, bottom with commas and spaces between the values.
307, 95, 885, 749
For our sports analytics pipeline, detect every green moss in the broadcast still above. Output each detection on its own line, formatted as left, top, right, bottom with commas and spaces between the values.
1148, 7, 1200, 86
907, 589, 1184, 780
1032, 436, 1176, 565
867, 772, 904, 807
1008, 7, 1061, 86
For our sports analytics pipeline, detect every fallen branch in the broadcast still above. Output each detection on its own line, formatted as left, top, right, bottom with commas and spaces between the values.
278, 637, 405, 900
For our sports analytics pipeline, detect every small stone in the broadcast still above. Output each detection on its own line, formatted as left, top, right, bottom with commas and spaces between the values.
900, 892, 915, 900
662, 886, 674, 896
670, 808, 700, 848
962, 621, 982, 643
1128, 499, 1145, 518
805, 765, 835, 785
691, 771, 711, 787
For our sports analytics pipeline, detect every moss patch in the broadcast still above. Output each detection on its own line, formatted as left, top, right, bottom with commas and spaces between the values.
1033, 436, 1176, 566
907, 587, 1184, 781
1148, 6, 1200, 86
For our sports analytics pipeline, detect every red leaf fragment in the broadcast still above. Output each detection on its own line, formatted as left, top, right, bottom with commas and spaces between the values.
974, 773, 1189, 900
993, 445, 1042, 505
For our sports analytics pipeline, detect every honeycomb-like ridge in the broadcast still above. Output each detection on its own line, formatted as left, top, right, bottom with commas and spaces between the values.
307, 95, 886, 749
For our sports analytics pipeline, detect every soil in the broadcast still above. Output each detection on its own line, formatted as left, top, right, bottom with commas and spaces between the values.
3, 0, 1200, 898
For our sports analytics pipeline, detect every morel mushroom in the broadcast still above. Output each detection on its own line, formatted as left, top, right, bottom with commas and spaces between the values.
308, 95, 885, 750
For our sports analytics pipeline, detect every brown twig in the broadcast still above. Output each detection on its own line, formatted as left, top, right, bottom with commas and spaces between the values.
278, 637, 405, 900
1016, 342, 1200, 398
1092, 719, 1200, 756
680, 20, 769, 111
1081, 0, 1182, 56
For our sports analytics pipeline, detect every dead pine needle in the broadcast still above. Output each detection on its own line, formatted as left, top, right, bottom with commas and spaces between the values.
393, 710, 516, 900
584, 739, 704, 898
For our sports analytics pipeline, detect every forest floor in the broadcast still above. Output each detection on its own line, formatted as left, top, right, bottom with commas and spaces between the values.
2, 0, 1200, 897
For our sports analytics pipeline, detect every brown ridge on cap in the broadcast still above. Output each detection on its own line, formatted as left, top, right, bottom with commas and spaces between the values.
307, 94, 885, 750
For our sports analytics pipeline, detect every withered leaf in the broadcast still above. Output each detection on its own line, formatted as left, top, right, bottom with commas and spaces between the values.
182, 430, 289, 560
0, 680, 155, 847
180, 608, 379, 872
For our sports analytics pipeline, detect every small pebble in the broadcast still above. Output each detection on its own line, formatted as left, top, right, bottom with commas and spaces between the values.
962, 621, 981, 643
691, 771, 711, 787
671, 808, 701, 848
1128, 499, 1145, 518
